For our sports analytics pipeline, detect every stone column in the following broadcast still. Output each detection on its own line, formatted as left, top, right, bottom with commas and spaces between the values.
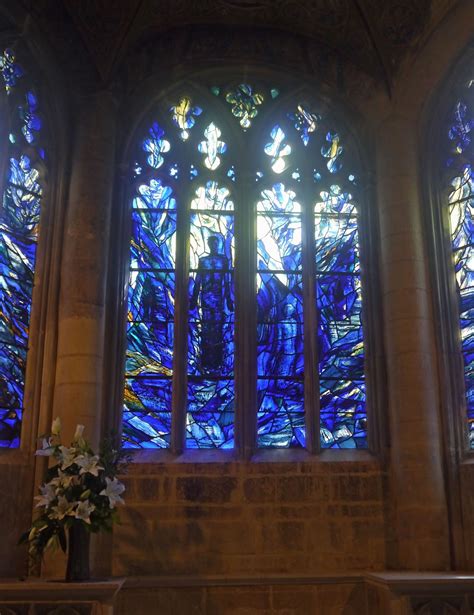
53, 90, 117, 448
376, 115, 450, 570
43, 90, 117, 579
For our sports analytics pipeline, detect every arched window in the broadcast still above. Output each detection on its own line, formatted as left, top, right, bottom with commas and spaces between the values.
0, 48, 45, 447
443, 73, 474, 449
123, 82, 368, 452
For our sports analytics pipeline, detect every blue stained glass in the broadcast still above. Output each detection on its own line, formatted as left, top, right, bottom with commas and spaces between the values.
257, 273, 303, 322
317, 273, 365, 445
123, 377, 172, 448
315, 185, 355, 215
225, 84, 264, 129
448, 101, 473, 157
0, 343, 26, 408
320, 379, 366, 449
3, 186, 41, 235
126, 320, 174, 374
0, 275, 33, 333
143, 122, 170, 169
189, 212, 234, 269
0, 50, 44, 447
170, 97, 202, 141
20, 91, 41, 144
130, 211, 176, 271
0, 230, 37, 282
186, 379, 234, 448
128, 270, 175, 322
187, 203, 235, 444
446, 85, 473, 446
169, 163, 179, 179
288, 105, 321, 146
189, 213, 234, 376
257, 379, 305, 448
321, 132, 343, 173
198, 123, 227, 170
257, 183, 304, 448
264, 126, 292, 174
258, 215, 302, 272
258, 183, 301, 213
133, 179, 176, 209
191, 182, 233, 211
9, 156, 42, 195
0, 49, 23, 94
0, 408, 21, 447
315, 216, 359, 274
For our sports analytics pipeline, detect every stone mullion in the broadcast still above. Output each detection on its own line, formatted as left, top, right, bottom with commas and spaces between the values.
234, 170, 257, 458
171, 169, 192, 453
302, 186, 320, 454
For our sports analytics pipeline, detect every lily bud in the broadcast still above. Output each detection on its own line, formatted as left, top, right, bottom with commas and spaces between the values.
51, 417, 61, 436
73, 424, 85, 441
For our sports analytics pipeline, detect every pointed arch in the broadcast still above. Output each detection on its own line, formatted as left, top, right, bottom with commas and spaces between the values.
121, 74, 378, 455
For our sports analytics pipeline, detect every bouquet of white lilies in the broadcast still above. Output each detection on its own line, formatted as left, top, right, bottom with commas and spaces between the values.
19, 418, 130, 557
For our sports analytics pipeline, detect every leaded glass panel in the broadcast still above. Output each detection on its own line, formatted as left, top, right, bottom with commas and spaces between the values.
124, 82, 368, 452
0, 49, 45, 447
445, 78, 474, 447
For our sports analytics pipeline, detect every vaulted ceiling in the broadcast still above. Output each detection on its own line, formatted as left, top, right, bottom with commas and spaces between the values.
10, 0, 462, 95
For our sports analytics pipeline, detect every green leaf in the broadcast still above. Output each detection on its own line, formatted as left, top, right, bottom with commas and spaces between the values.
58, 527, 67, 553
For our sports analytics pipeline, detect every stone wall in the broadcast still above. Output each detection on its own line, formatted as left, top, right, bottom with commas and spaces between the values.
112, 458, 386, 577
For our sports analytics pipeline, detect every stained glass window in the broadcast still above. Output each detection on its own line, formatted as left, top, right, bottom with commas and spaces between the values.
445, 78, 474, 448
0, 49, 44, 447
124, 83, 368, 451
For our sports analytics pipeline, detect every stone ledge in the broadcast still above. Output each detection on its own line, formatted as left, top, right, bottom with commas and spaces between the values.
365, 571, 474, 594
0, 578, 124, 601
123, 573, 363, 588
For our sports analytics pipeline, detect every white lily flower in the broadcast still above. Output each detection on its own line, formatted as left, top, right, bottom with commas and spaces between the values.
100, 477, 125, 508
73, 424, 85, 444
50, 496, 75, 520
35, 437, 54, 456
59, 446, 77, 470
50, 470, 77, 490
75, 500, 95, 524
75, 454, 103, 477
34, 483, 56, 508
51, 417, 61, 436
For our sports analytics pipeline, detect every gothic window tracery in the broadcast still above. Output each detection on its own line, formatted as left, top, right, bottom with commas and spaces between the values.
123, 82, 368, 452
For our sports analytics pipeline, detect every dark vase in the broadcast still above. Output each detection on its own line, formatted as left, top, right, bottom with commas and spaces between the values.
65, 521, 90, 582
